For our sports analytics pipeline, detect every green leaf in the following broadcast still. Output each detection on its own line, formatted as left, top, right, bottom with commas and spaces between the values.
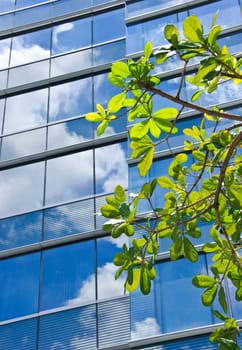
153, 107, 178, 120
97, 119, 108, 136
183, 237, 198, 262
202, 284, 218, 306
125, 269, 140, 293
138, 146, 154, 176
183, 15, 204, 43
219, 338, 240, 350
218, 286, 228, 313
96, 103, 106, 117
207, 25, 221, 47
114, 253, 127, 266
85, 112, 104, 122
129, 120, 150, 140
114, 185, 126, 203
111, 61, 131, 77
108, 92, 126, 113
157, 176, 174, 189
144, 41, 153, 60
140, 266, 151, 295
192, 275, 216, 288
191, 89, 204, 102
149, 119, 161, 138
119, 203, 130, 218
236, 286, 242, 301
101, 204, 120, 218
164, 24, 179, 46
170, 237, 183, 260
108, 72, 125, 88
212, 309, 228, 321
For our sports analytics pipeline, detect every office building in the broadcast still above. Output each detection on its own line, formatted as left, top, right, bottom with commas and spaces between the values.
0, 0, 241, 349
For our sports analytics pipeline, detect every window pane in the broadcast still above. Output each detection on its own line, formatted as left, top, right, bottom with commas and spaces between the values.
41, 241, 95, 310
131, 256, 213, 339
4, 89, 48, 133
44, 198, 95, 240
14, 4, 52, 26
52, 17, 92, 55
51, 49, 92, 77
45, 150, 94, 206
0, 1, 15, 12
93, 8, 125, 45
0, 211, 42, 251
97, 236, 129, 299
49, 78, 92, 122
39, 305, 96, 350
10, 29, 51, 67
48, 117, 93, 149
8, 60, 49, 88
1, 127, 46, 161
15, 0, 49, 7
53, 0, 91, 16
0, 162, 44, 218
93, 40, 125, 66
95, 142, 128, 195
0, 318, 37, 350
0, 38, 11, 69
0, 253, 40, 321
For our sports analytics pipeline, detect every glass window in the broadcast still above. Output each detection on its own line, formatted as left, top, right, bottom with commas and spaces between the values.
4, 89, 48, 134
126, 0, 188, 18
1, 127, 46, 161
0, 98, 5, 134
93, 8, 125, 45
0, 252, 40, 321
97, 236, 129, 299
52, 17, 92, 55
10, 29, 51, 67
0, 38, 11, 69
95, 142, 128, 195
39, 305, 96, 350
0, 162, 44, 218
14, 3, 52, 27
45, 150, 94, 206
0, 211, 42, 251
49, 79, 92, 122
48, 117, 93, 149
93, 40, 125, 66
0, 69, 8, 90
43, 198, 95, 240
0, 0, 15, 13
8, 60, 49, 88
41, 241, 95, 310
0, 318, 37, 350
131, 256, 213, 339
50, 48, 92, 77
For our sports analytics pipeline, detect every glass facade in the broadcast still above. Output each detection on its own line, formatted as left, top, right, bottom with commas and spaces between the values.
0, 0, 241, 349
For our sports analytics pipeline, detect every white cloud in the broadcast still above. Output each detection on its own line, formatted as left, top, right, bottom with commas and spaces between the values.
66, 262, 126, 306
52, 22, 74, 48
131, 317, 161, 340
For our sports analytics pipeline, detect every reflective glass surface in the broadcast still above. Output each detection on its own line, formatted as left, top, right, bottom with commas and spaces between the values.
52, 17, 92, 55
0, 1, 15, 13
1, 127, 46, 160
0, 211, 42, 251
44, 198, 95, 240
51, 48, 92, 77
10, 28, 51, 67
0, 38, 11, 69
8, 60, 49, 88
0, 252, 40, 321
126, 0, 188, 18
131, 256, 213, 339
93, 40, 125, 66
0, 162, 44, 218
48, 117, 93, 149
93, 8, 125, 45
3, 89, 48, 134
41, 241, 95, 310
39, 305, 96, 349
97, 236, 129, 299
45, 150, 94, 206
49, 78, 92, 122
95, 142, 128, 195
15, 0, 50, 8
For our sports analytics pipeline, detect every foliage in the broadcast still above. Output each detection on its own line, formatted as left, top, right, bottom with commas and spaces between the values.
86, 14, 242, 349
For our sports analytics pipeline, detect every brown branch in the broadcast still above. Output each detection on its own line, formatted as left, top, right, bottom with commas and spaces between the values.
138, 82, 242, 122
